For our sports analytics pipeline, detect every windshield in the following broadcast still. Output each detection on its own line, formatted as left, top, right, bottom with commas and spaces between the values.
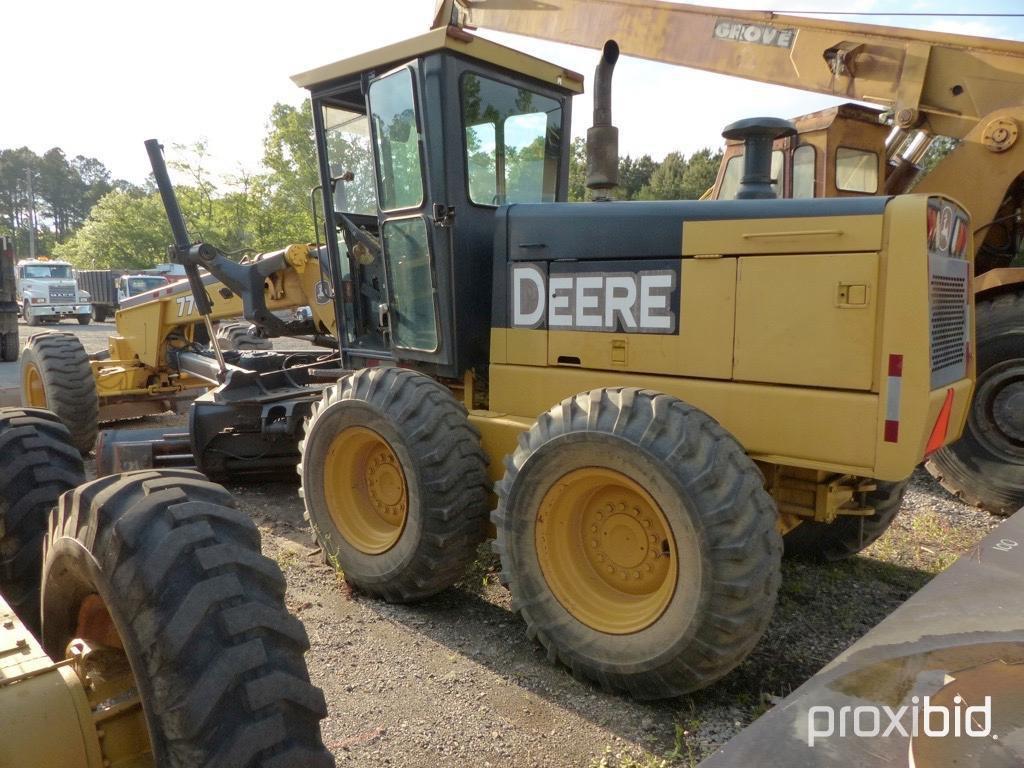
127, 277, 166, 294
23, 264, 72, 279
323, 106, 378, 216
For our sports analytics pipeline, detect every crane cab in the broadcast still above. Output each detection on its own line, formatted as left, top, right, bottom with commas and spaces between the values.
710, 103, 891, 201
292, 27, 581, 380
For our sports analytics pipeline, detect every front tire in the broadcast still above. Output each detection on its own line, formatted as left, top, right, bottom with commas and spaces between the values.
926, 292, 1024, 515
299, 367, 488, 602
23, 300, 40, 327
217, 321, 273, 351
42, 470, 334, 768
20, 332, 99, 453
494, 388, 782, 699
0, 407, 84, 632
76, 314, 91, 325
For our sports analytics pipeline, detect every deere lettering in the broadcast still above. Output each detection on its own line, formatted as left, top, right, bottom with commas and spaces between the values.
713, 18, 795, 49
511, 264, 678, 333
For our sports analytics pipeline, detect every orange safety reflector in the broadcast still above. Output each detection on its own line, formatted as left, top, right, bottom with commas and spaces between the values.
924, 388, 956, 456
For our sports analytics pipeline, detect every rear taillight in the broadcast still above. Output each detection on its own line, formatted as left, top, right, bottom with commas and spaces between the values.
927, 203, 939, 251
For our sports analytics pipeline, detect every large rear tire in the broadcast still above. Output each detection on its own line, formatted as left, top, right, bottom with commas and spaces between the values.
0, 407, 84, 633
217, 321, 273, 351
20, 331, 99, 454
299, 367, 489, 602
782, 480, 908, 561
926, 292, 1024, 515
494, 388, 782, 699
42, 470, 334, 768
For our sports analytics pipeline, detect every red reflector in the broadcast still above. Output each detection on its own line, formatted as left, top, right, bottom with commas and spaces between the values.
884, 420, 900, 443
888, 354, 903, 377
925, 388, 956, 456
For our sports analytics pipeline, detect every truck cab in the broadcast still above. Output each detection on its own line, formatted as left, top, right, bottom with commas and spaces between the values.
116, 274, 170, 303
16, 258, 92, 326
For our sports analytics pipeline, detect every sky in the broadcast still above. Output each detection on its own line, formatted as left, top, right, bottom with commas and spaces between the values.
4, 0, 1024, 185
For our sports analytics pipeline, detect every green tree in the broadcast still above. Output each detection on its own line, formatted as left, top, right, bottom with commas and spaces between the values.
567, 137, 587, 202
638, 148, 722, 200
53, 189, 173, 268
618, 154, 657, 200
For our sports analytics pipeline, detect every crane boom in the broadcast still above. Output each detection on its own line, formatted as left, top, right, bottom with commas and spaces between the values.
433, 0, 1024, 137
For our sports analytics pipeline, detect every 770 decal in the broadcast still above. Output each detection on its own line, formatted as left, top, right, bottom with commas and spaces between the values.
175, 294, 196, 317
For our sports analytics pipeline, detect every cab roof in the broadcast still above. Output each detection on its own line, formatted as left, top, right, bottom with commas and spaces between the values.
17, 258, 70, 265
290, 25, 584, 94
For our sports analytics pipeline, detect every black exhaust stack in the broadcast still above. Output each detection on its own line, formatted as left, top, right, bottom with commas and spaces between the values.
721, 117, 797, 199
586, 40, 620, 193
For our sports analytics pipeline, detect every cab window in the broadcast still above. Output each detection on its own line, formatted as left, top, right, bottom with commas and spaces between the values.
368, 68, 424, 211
718, 150, 783, 199
792, 144, 816, 199
461, 73, 563, 206
381, 218, 438, 351
323, 107, 377, 215
836, 147, 878, 193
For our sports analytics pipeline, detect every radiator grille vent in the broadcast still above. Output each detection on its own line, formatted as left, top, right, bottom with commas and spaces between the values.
929, 255, 969, 389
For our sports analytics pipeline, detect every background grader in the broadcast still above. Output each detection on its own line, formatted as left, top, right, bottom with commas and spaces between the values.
22, 23, 974, 699
430, 0, 1024, 516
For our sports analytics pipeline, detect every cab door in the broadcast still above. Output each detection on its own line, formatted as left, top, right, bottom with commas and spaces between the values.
367, 65, 452, 370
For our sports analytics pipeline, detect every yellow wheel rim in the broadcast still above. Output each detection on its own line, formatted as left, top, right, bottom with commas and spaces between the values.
70, 594, 154, 766
536, 468, 677, 634
23, 362, 46, 407
324, 426, 408, 554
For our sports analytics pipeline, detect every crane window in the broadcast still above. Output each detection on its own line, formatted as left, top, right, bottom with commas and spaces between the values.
461, 73, 563, 206
718, 150, 783, 199
836, 147, 878, 193
369, 68, 424, 212
792, 144, 816, 199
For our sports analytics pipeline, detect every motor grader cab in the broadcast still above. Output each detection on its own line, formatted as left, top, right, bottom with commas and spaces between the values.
281, 26, 976, 698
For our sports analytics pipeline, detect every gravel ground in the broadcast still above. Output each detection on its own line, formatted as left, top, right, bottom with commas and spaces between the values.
25, 318, 1006, 767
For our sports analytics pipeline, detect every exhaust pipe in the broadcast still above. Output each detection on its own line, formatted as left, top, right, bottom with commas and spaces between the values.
586, 40, 620, 193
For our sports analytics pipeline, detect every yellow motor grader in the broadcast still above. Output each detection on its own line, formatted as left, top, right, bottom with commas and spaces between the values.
22, 24, 974, 699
